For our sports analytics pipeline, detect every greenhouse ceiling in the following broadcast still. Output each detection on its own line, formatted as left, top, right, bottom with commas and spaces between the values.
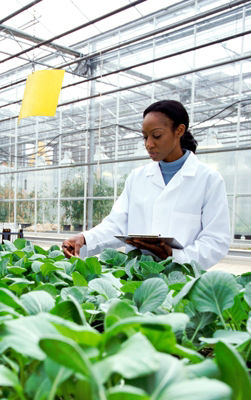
0, 0, 251, 168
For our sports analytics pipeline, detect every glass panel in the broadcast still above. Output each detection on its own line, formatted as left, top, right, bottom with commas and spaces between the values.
235, 197, 251, 239
37, 170, 58, 199
17, 201, 34, 228
227, 195, 233, 238
92, 199, 114, 227
37, 200, 58, 231
0, 201, 14, 223
0, 172, 14, 200
116, 159, 149, 196
17, 172, 35, 199
197, 151, 235, 194
61, 166, 85, 198
60, 200, 84, 231
236, 150, 251, 194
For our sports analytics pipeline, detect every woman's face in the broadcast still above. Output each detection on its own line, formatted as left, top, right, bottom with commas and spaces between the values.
142, 111, 185, 162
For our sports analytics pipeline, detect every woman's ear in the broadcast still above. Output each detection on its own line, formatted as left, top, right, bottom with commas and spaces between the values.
176, 123, 186, 138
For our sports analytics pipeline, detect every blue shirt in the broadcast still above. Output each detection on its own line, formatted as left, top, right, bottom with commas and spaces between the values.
159, 150, 190, 185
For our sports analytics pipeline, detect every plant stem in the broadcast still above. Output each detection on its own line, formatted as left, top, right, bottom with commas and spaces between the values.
16, 386, 27, 400
219, 312, 228, 330
191, 321, 202, 343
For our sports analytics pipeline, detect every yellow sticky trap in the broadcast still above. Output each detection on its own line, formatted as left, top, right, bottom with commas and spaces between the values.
19, 69, 65, 121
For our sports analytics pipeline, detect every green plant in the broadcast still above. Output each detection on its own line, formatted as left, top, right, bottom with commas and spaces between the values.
0, 240, 250, 399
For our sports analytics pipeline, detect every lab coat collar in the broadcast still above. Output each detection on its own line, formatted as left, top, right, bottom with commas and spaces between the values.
145, 151, 199, 189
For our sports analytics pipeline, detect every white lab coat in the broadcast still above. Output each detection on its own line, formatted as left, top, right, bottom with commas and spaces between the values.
81, 152, 230, 269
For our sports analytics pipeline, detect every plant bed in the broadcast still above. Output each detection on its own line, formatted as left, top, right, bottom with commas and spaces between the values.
0, 240, 250, 399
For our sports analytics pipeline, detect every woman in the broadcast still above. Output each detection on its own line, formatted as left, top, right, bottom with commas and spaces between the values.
62, 100, 230, 269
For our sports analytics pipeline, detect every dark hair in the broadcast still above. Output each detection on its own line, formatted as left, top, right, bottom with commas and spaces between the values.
143, 99, 198, 153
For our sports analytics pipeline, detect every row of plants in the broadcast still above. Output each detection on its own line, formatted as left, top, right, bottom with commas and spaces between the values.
0, 238, 250, 399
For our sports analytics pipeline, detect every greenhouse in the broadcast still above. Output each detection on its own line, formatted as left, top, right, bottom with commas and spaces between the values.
0, 0, 251, 239
0, 1, 250, 399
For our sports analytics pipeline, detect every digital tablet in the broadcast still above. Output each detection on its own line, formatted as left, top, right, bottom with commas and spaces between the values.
115, 234, 183, 249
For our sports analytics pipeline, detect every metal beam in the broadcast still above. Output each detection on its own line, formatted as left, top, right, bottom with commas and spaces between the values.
1, 28, 250, 108
1, 144, 251, 176
59, 0, 251, 70
0, 0, 43, 25
0, 0, 147, 65
0, 24, 82, 58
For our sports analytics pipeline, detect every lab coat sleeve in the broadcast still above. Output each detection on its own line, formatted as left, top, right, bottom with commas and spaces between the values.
80, 175, 130, 258
172, 173, 230, 269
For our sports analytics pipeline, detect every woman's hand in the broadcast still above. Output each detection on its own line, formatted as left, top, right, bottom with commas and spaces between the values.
62, 233, 85, 258
126, 238, 172, 259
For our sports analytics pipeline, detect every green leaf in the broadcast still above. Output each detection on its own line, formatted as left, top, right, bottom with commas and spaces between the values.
48, 250, 65, 260
133, 278, 168, 313
186, 359, 220, 380
112, 269, 126, 278
13, 238, 26, 250
0, 364, 19, 387
129, 353, 183, 400
44, 359, 72, 400
107, 385, 150, 400
55, 270, 73, 282
236, 272, 251, 287
200, 329, 250, 345
33, 282, 58, 297
0, 257, 8, 277
105, 313, 189, 342
29, 254, 47, 261
0, 303, 21, 318
247, 315, 251, 335
39, 336, 105, 400
34, 283, 58, 297
54, 260, 74, 274
223, 293, 249, 327
99, 248, 128, 266
21, 291, 55, 315
7, 266, 26, 275
25, 364, 51, 400
94, 332, 159, 383
89, 278, 120, 300
0, 314, 59, 359
104, 299, 137, 329
41, 262, 63, 276
3, 240, 16, 252
50, 317, 101, 346
168, 271, 187, 289
121, 281, 142, 294
139, 261, 165, 275
72, 271, 88, 286
8, 277, 34, 295
60, 286, 88, 303
158, 377, 232, 400
190, 271, 239, 316
0, 288, 27, 314
50, 299, 85, 324
34, 244, 48, 255
125, 257, 139, 279
75, 257, 101, 279
244, 281, 251, 307
49, 245, 61, 252
172, 277, 199, 306
85, 257, 102, 274
215, 341, 251, 400
40, 335, 90, 376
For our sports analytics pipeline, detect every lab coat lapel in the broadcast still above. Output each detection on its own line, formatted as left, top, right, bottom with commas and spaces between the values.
145, 152, 199, 192
145, 162, 165, 189
165, 152, 198, 192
